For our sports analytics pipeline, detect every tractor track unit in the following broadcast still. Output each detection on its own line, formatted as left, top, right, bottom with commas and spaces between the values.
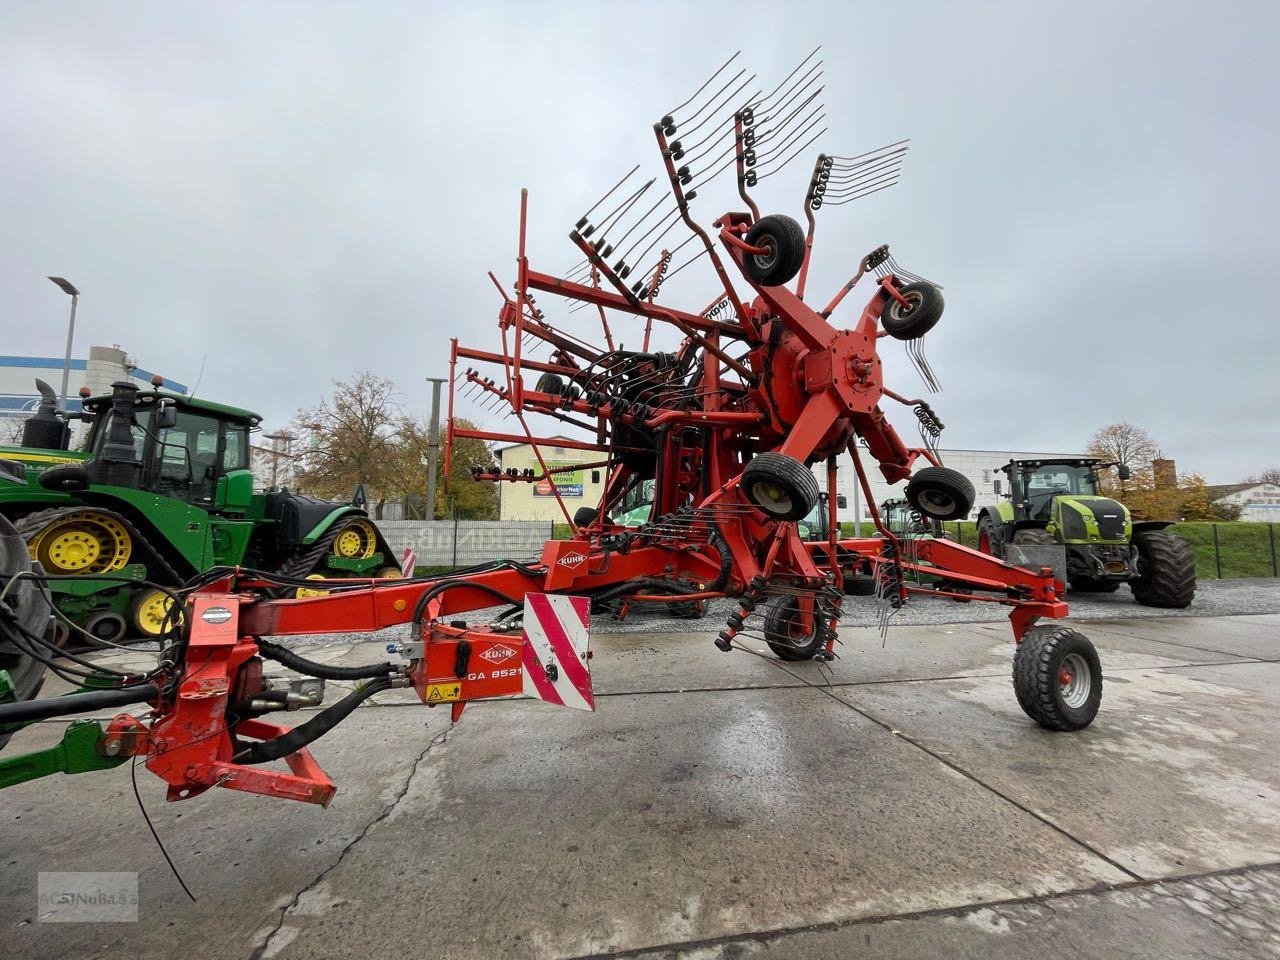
1, 49, 1106, 810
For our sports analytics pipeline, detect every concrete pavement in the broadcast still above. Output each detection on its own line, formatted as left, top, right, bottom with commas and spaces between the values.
2, 612, 1278, 958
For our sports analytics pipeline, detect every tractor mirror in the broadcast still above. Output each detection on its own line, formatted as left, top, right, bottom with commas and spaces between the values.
836, 494, 847, 509
156, 399, 178, 430
993, 479, 1002, 495
1117, 465, 1131, 480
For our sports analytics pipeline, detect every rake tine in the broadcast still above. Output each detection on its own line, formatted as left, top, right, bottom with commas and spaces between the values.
576, 164, 640, 227
749, 45, 822, 112
756, 125, 828, 181
665, 50, 741, 118
822, 179, 902, 206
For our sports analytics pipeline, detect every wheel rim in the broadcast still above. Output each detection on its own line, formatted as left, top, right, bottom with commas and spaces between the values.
1058, 652, 1092, 709
890, 290, 922, 320
752, 239, 777, 272
376, 567, 402, 579
295, 574, 331, 599
750, 480, 793, 516
917, 489, 955, 516
31, 511, 132, 574
132, 589, 179, 636
332, 519, 378, 559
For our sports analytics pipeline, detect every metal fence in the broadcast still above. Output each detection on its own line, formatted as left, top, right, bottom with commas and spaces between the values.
374, 519, 553, 569
939, 521, 1280, 580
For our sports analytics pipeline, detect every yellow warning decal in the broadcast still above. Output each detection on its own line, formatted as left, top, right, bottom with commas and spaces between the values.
424, 682, 462, 704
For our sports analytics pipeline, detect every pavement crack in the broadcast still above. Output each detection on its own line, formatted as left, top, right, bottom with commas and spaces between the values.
245, 724, 452, 960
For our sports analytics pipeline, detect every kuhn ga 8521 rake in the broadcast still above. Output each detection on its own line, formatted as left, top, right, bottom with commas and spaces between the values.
0, 50, 1101, 810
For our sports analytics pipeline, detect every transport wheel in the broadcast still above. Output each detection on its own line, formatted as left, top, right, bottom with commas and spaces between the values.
27, 510, 132, 575
375, 566, 403, 579
1130, 531, 1196, 608
1070, 576, 1121, 593
976, 516, 997, 555
1012, 624, 1102, 731
844, 573, 876, 596
742, 453, 820, 522
82, 611, 128, 645
741, 215, 806, 286
573, 506, 599, 527
905, 467, 974, 521
881, 282, 945, 340
535, 373, 565, 394
762, 594, 825, 661
332, 519, 379, 561
295, 575, 331, 599
128, 588, 183, 638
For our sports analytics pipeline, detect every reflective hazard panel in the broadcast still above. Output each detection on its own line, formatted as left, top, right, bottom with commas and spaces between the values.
521, 594, 594, 711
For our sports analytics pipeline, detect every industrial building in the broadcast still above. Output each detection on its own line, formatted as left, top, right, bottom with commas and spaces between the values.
0, 345, 187, 443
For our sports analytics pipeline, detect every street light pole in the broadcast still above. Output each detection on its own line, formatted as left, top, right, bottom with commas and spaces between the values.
47, 277, 81, 410
425, 378, 447, 520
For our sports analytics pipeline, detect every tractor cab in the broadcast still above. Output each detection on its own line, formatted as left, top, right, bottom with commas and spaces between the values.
79, 381, 262, 514
1001, 459, 1108, 522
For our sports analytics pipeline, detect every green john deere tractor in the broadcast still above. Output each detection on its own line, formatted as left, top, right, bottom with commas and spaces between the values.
975, 457, 1195, 607
0, 378, 400, 644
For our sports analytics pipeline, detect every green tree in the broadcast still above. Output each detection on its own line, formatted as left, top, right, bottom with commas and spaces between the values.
385, 416, 497, 520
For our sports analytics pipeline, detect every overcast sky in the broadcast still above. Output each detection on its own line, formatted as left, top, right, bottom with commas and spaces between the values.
2, 2, 1276, 481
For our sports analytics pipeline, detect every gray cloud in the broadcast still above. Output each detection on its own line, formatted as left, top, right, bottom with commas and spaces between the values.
2, 1, 1276, 479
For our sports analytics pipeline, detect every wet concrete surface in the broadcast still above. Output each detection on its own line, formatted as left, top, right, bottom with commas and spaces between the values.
2, 613, 1278, 958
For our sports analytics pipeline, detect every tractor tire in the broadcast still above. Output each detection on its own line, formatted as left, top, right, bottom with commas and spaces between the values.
881, 282, 945, 341
1012, 528, 1057, 547
976, 515, 998, 556
742, 453, 820, 522
1012, 624, 1102, 731
905, 467, 974, 521
762, 594, 825, 661
534, 373, 565, 395
1070, 576, 1121, 593
1130, 531, 1196, 609
0, 514, 52, 750
741, 215, 806, 287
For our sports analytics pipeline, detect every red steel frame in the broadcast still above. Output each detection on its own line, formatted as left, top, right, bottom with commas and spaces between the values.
94, 71, 1075, 807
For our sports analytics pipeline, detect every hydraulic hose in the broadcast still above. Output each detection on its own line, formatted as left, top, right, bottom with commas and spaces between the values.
231, 677, 392, 765
255, 638, 395, 681
0, 684, 158, 725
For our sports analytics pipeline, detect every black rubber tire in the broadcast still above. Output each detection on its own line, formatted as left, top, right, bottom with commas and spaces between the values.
742, 453, 820, 522
881, 282, 945, 341
573, 507, 598, 527
0, 514, 51, 750
1012, 528, 1057, 547
1130, 531, 1196, 608
741, 215, 806, 287
82, 611, 128, 645
1012, 624, 1102, 731
905, 467, 974, 521
976, 515, 999, 556
844, 573, 876, 597
535, 373, 565, 394
1070, 576, 1122, 593
762, 594, 824, 661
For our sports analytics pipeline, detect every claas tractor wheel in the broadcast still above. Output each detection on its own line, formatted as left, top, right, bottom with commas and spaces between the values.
905, 467, 974, 521
1130, 531, 1196, 609
1013, 624, 1102, 731
881, 282, 945, 341
742, 214, 806, 287
295, 575, 331, 599
128, 588, 183, 638
742, 453, 820, 522
762, 594, 825, 661
28, 510, 132, 575
332, 518, 379, 560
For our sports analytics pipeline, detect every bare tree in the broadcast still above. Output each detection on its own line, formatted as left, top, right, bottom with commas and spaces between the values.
1086, 422, 1159, 495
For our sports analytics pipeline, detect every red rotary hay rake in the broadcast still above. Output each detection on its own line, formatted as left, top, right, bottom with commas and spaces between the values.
0, 50, 1102, 810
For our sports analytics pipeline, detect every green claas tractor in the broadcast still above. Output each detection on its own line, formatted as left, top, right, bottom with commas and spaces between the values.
975, 457, 1195, 607
0, 378, 400, 644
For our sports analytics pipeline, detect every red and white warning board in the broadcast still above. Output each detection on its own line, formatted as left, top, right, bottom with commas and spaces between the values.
521, 593, 594, 711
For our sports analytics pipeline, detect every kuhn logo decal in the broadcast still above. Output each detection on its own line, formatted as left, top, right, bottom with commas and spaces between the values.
557, 552, 586, 569
201, 606, 233, 625
479, 644, 517, 664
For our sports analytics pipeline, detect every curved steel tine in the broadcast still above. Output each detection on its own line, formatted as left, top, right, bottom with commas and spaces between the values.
755, 62, 823, 127
674, 73, 758, 144
827, 138, 911, 164
824, 152, 905, 184
665, 51, 741, 118
755, 121, 827, 180
753, 103, 825, 162
748, 45, 821, 111
595, 179, 655, 239
576, 164, 640, 225
822, 171, 901, 199
821, 178, 901, 205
